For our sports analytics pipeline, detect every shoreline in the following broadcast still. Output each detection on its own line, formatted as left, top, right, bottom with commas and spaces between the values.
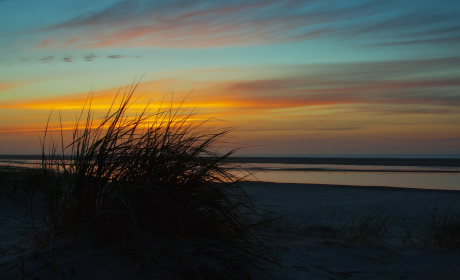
1, 155, 460, 167
243, 167, 460, 173
241, 181, 460, 223
4, 164, 459, 174
242, 180, 460, 193
2, 165, 459, 191
226, 156, 460, 167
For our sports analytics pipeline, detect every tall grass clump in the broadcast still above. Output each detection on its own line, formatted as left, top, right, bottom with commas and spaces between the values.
39, 84, 278, 278
419, 202, 460, 247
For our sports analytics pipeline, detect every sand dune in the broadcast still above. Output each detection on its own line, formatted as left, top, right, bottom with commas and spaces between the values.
1, 182, 459, 279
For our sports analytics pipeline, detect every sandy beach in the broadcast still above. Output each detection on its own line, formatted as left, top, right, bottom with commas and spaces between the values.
2, 180, 459, 279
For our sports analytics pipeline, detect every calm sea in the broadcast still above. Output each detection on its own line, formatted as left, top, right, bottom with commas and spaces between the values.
1, 155, 459, 191
237, 162, 459, 191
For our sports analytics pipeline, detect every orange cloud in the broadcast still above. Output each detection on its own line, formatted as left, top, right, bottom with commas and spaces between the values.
0, 82, 21, 92
37, 38, 55, 48
2, 74, 460, 113
62, 36, 78, 46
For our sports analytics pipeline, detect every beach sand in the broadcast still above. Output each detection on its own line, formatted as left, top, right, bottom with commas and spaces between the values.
244, 182, 460, 280
1, 182, 459, 279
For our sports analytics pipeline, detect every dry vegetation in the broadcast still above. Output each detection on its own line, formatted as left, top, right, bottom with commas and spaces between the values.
36, 85, 279, 279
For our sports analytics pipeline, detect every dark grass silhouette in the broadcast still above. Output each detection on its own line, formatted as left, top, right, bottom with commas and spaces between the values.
401, 201, 460, 247
0, 166, 43, 195
38, 83, 279, 279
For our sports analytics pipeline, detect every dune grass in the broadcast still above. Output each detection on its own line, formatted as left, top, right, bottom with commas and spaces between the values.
0, 166, 43, 195
0, 165, 7, 191
401, 201, 460, 247
320, 199, 460, 247
421, 202, 460, 246
37, 84, 279, 278
339, 201, 393, 244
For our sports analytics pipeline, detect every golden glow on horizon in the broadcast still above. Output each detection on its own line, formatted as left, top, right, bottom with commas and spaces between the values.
1, 75, 459, 155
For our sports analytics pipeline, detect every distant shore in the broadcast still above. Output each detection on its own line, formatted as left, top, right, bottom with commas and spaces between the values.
226, 156, 460, 167
1, 155, 460, 167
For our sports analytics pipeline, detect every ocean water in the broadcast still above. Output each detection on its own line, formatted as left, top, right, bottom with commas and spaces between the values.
1, 156, 459, 191
237, 162, 459, 191
246, 169, 459, 191
237, 154, 460, 158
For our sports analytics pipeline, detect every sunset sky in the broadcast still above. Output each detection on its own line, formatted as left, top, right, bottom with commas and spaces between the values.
0, 0, 459, 155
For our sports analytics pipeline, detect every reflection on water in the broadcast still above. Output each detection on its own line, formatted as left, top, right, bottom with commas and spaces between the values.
2, 159, 459, 191
1, 159, 43, 169
250, 171, 460, 191
232, 162, 459, 191
240, 163, 460, 173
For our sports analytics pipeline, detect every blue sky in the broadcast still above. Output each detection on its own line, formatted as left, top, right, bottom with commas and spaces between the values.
0, 0, 459, 155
